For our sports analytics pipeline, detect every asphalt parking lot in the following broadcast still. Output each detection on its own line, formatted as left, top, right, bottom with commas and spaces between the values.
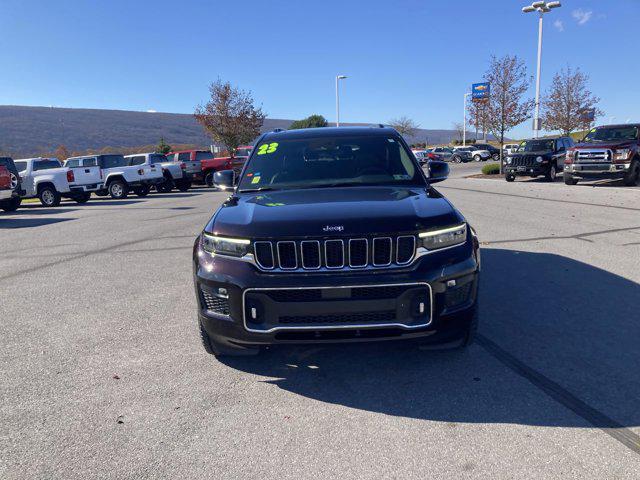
2, 164, 640, 479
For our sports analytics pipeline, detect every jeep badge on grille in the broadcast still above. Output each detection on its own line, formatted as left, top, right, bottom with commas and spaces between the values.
323, 225, 344, 232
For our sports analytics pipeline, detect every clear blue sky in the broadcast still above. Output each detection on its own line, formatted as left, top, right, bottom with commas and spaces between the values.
1, 0, 637, 139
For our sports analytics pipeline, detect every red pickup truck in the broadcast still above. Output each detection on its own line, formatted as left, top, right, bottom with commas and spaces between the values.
564, 124, 640, 186
198, 146, 253, 186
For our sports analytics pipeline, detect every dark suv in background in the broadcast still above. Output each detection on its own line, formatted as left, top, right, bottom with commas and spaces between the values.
504, 136, 574, 182
193, 127, 480, 357
0, 157, 23, 212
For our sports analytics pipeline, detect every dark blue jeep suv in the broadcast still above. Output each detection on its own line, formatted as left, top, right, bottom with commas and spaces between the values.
193, 127, 480, 356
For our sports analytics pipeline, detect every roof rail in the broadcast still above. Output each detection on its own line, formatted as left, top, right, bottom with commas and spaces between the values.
369, 123, 386, 128
272, 128, 285, 133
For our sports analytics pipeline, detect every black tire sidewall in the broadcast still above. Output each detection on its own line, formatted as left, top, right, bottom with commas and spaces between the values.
109, 181, 128, 199
39, 186, 60, 207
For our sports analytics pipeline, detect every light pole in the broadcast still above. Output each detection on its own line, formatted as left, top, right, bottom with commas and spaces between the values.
335, 75, 347, 127
522, 1, 561, 138
463, 93, 471, 146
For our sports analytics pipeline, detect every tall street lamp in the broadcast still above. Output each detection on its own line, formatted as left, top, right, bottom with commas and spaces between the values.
463, 93, 471, 146
522, 1, 561, 138
335, 75, 347, 127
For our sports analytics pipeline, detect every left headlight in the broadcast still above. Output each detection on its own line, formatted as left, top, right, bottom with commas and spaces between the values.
535, 156, 544, 163
202, 233, 250, 257
613, 149, 631, 161
419, 223, 467, 250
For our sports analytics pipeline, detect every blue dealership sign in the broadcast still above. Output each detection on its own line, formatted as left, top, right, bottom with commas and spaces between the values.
472, 82, 490, 101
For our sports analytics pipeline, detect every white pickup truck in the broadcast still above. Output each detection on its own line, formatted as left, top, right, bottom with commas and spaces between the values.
14, 157, 100, 207
123, 153, 184, 193
66, 154, 163, 199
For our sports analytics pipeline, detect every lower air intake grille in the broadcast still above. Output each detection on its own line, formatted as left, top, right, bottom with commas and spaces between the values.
201, 289, 230, 315
279, 311, 396, 325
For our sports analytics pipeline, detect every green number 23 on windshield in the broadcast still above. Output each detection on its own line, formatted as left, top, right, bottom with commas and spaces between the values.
257, 142, 278, 155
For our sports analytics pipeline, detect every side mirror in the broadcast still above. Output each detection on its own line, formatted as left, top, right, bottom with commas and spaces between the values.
427, 160, 449, 183
213, 169, 235, 190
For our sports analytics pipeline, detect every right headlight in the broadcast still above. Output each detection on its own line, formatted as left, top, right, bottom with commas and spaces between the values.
506, 157, 512, 164
201, 233, 250, 257
419, 224, 467, 250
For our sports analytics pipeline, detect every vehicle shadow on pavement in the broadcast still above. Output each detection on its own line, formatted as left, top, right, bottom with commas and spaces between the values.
220, 248, 640, 429
0, 217, 74, 229
83, 200, 144, 206
0, 207, 78, 215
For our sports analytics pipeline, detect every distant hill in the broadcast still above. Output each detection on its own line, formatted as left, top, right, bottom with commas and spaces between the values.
0, 105, 492, 157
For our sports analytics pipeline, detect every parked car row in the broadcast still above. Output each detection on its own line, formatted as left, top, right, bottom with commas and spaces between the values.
504, 124, 640, 187
413, 144, 500, 164
0, 145, 255, 212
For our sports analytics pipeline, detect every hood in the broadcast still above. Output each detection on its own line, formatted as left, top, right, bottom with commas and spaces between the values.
574, 140, 635, 150
206, 186, 463, 238
508, 150, 552, 157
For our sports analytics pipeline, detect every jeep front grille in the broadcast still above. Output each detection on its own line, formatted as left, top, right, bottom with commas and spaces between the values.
510, 155, 538, 167
254, 236, 416, 271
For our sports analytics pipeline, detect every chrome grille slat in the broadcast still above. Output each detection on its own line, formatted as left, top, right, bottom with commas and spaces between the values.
300, 240, 321, 269
348, 238, 368, 268
325, 239, 345, 269
254, 235, 418, 272
373, 237, 392, 266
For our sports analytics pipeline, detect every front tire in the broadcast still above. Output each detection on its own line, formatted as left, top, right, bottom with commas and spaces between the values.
452, 155, 462, 164
0, 197, 21, 212
73, 192, 91, 204
176, 180, 191, 192
564, 173, 578, 185
505, 174, 515, 182
545, 165, 557, 182
39, 186, 61, 207
135, 185, 150, 197
492, 153, 500, 161
623, 160, 639, 186
474, 155, 481, 162
157, 177, 174, 193
204, 171, 215, 187
108, 180, 128, 199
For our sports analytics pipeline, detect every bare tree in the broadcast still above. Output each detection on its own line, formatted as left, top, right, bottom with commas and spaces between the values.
388, 116, 420, 138
452, 122, 464, 143
542, 67, 603, 135
469, 55, 534, 166
53, 145, 71, 162
194, 79, 266, 154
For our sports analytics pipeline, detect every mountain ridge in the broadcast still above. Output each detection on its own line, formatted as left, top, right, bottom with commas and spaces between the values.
0, 105, 492, 157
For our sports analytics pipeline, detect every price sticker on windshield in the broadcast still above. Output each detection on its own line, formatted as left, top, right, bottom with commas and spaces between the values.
257, 142, 279, 155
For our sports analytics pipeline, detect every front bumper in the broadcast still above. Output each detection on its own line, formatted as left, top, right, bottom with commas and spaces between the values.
505, 164, 548, 176
193, 237, 480, 349
564, 162, 630, 179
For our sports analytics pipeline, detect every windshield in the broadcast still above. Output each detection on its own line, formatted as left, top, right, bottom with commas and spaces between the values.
235, 148, 252, 157
195, 151, 213, 161
238, 135, 424, 192
583, 126, 638, 143
98, 155, 126, 168
149, 154, 167, 164
518, 140, 554, 152
14, 161, 27, 172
